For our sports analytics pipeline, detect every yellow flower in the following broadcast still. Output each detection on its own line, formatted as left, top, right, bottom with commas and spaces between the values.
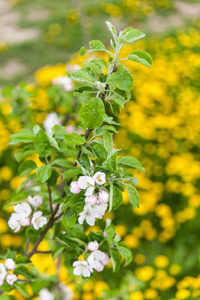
130, 291, 144, 300
169, 264, 181, 275
134, 254, 146, 265
124, 235, 139, 248
154, 256, 169, 268
115, 224, 127, 237
175, 289, 190, 299
144, 288, 158, 299
135, 266, 155, 281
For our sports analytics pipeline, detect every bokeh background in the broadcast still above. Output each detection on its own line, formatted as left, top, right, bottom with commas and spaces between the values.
0, 0, 200, 299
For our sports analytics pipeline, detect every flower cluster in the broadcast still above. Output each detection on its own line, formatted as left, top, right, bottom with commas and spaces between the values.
73, 241, 110, 277
8, 196, 47, 232
71, 172, 109, 226
0, 259, 17, 286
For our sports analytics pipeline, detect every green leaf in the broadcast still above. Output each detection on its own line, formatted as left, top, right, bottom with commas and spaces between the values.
69, 191, 85, 214
110, 91, 129, 108
9, 130, 35, 145
79, 97, 105, 129
109, 184, 123, 211
62, 207, 77, 230
53, 159, 73, 169
68, 69, 93, 83
118, 27, 145, 44
110, 249, 122, 272
0, 294, 10, 300
107, 70, 133, 91
84, 61, 102, 73
48, 134, 60, 151
117, 156, 145, 172
18, 160, 37, 178
117, 243, 132, 266
106, 21, 117, 41
15, 255, 32, 265
14, 149, 35, 163
128, 50, 152, 67
14, 282, 30, 298
80, 47, 87, 56
92, 143, 107, 163
36, 165, 52, 183
103, 130, 113, 154
47, 170, 59, 186
56, 233, 79, 248
14, 266, 32, 280
52, 245, 65, 261
64, 133, 85, 145
62, 167, 82, 181
34, 130, 52, 157
124, 183, 140, 208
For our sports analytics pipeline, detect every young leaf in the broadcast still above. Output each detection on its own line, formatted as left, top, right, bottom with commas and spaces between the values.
107, 70, 133, 91
124, 183, 140, 208
62, 207, 77, 230
14, 150, 35, 163
9, 130, 35, 145
69, 191, 85, 214
110, 249, 122, 272
52, 245, 65, 261
68, 69, 93, 83
128, 50, 153, 67
79, 97, 105, 129
62, 167, 82, 181
18, 160, 37, 177
118, 27, 145, 44
117, 156, 145, 172
36, 165, 52, 183
103, 130, 113, 154
34, 130, 52, 157
106, 21, 117, 41
64, 133, 85, 145
89, 40, 106, 51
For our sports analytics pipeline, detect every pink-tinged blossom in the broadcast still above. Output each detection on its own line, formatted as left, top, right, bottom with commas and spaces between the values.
78, 205, 99, 226
0, 279, 4, 286
66, 64, 81, 71
85, 195, 97, 205
87, 241, 99, 252
102, 253, 110, 265
93, 172, 106, 185
73, 260, 93, 277
39, 288, 54, 300
27, 195, 43, 208
6, 274, 17, 285
70, 181, 81, 194
5, 259, 15, 270
98, 190, 109, 203
31, 211, 47, 230
0, 264, 6, 281
87, 250, 107, 272
78, 176, 95, 190
43, 112, 62, 134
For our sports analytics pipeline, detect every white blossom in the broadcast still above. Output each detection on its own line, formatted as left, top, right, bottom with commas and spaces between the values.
52, 76, 74, 92
78, 204, 99, 226
6, 274, 17, 285
0, 264, 6, 281
27, 195, 43, 207
14, 202, 32, 217
39, 288, 54, 300
5, 259, 15, 270
8, 217, 21, 233
98, 190, 109, 203
43, 112, 61, 134
73, 260, 93, 277
70, 181, 81, 194
8, 202, 31, 232
87, 241, 99, 252
31, 211, 47, 230
66, 64, 81, 72
93, 172, 106, 185
78, 176, 95, 190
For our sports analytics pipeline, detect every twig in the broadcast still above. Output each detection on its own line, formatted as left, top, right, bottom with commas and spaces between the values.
25, 237, 30, 255
47, 184, 53, 214
35, 250, 52, 254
